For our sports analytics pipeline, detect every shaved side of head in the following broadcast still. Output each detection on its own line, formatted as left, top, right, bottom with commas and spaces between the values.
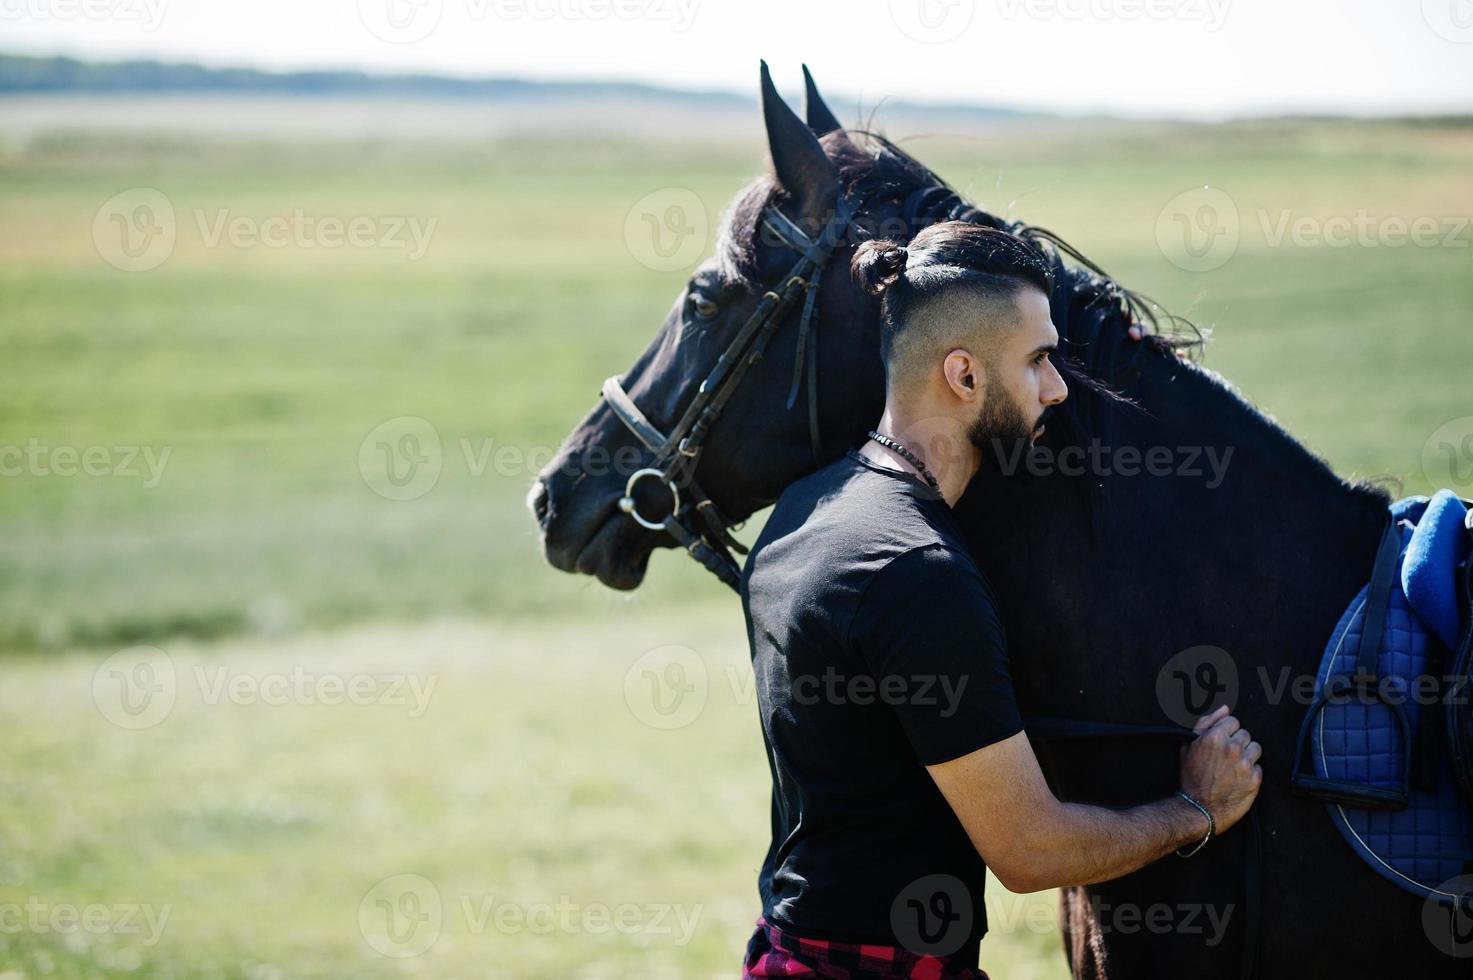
884, 282, 1031, 392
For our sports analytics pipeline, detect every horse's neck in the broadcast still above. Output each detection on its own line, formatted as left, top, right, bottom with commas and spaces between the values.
965, 353, 1391, 722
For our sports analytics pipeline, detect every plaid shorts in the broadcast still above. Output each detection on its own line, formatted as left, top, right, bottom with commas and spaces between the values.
741, 916, 990, 980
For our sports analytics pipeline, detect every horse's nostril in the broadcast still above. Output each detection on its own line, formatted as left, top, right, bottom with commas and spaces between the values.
527, 480, 552, 530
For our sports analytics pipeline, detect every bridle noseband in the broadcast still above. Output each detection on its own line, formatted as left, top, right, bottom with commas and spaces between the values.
601, 192, 858, 591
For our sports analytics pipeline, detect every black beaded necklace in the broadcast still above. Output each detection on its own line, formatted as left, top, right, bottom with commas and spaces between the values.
866, 430, 941, 494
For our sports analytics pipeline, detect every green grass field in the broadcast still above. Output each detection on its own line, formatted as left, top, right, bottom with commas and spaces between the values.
1, 110, 1470, 977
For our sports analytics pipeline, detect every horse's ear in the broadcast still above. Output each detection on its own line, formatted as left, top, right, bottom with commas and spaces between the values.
760, 61, 838, 225
802, 65, 843, 136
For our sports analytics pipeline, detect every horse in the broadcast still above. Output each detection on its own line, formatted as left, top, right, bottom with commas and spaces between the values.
529, 64, 1467, 978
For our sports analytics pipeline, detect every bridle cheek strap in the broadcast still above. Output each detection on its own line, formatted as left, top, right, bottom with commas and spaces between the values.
600, 193, 856, 592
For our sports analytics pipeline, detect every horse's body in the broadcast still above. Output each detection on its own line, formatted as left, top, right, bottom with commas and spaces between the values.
531, 65, 1464, 976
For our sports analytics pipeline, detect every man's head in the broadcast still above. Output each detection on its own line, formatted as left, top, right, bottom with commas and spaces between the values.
851, 221, 1069, 454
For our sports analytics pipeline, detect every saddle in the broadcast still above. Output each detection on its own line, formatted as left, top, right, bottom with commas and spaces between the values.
1291, 490, 1473, 907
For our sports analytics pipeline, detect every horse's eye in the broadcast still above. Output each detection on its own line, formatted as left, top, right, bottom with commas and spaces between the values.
690, 294, 720, 321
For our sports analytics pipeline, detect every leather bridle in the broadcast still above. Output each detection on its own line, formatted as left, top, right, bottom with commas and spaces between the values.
601, 191, 858, 591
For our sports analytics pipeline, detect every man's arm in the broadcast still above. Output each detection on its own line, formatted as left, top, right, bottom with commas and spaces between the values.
927, 705, 1261, 893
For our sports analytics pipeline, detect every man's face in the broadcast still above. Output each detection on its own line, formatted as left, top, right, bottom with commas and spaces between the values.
968, 286, 1069, 450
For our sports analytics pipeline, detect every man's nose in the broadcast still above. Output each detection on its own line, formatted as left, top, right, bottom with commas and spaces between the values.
1043, 362, 1069, 406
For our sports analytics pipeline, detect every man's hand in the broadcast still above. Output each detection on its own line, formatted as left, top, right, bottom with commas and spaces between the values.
1179, 705, 1263, 835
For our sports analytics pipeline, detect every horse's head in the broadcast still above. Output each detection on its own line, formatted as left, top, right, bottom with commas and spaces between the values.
531, 65, 974, 589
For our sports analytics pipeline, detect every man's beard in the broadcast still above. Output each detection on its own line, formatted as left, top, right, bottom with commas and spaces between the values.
967, 386, 1040, 452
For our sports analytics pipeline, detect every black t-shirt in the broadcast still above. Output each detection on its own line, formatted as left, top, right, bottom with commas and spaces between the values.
740, 450, 1022, 962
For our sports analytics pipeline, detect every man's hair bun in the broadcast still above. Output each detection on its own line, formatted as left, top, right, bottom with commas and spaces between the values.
851, 240, 908, 296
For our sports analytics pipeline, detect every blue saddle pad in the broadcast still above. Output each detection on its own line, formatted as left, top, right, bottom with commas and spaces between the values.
1402, 490, 1472, 651
1309, 499, 1473, 905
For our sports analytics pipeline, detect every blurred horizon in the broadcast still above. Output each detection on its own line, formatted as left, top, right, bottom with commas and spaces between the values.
4, 0, 1473, 120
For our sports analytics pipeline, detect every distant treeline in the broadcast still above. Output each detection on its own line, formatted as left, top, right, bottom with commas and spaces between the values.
0, 52, 1046, 122
0, 53, 753, 104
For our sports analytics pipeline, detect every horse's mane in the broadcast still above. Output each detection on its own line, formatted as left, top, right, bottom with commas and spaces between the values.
715, 129, 1204, 374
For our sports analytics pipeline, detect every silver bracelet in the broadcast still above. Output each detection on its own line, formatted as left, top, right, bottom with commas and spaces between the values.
1174, 791, 1215, 858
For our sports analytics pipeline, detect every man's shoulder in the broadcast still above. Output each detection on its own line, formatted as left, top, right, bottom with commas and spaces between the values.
743, 456, 978, 610
860, 541, 992, 607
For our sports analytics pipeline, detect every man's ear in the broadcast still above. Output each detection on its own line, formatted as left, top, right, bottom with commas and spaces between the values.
942, 349, 986, 403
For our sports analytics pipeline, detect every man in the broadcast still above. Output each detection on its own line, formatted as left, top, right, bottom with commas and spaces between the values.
739, 221, 1262, 979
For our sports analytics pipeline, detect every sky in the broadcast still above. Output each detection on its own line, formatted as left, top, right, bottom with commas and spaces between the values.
4, 0, 1472, 119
